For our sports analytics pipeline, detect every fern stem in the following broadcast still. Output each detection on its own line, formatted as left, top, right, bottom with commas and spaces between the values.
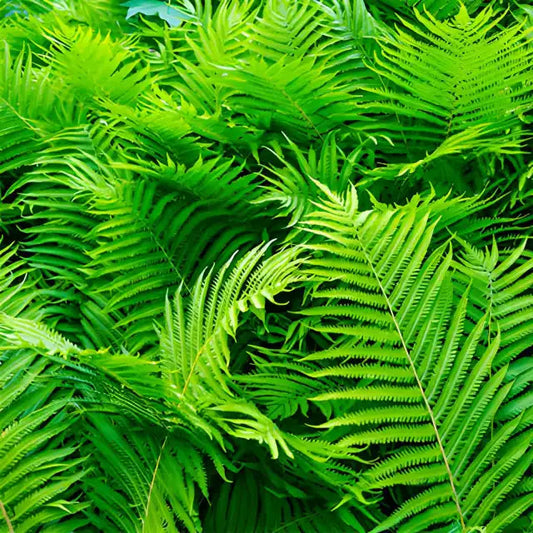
358, 236, 466, 532
180, 336, 211, 398
0, 501, 14, 533
281, 88, 323, 140
142, 436, 168, 532
149, 228, 191, 294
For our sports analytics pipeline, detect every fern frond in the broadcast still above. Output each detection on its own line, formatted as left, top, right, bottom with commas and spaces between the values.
257, 133, 363, 226
363, 5, 532, 181
45, 23, 149, 105
297, 184, 530, 531
86, 175, 265, 353
0, 350, 87, 533
83, 416, 207, 533
453, 237, 533, 366
161, 243, 303, 397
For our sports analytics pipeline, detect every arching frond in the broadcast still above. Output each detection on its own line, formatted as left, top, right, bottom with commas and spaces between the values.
363, 6, 532, 181
160, 242, 303, 400
297, 184, 531, 531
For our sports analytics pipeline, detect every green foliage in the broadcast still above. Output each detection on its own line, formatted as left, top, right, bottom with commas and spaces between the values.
296, 184, 530, 531
0, 0, 531, 532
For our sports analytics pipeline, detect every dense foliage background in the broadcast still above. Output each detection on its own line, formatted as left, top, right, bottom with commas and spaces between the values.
0, 0, 531, 531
